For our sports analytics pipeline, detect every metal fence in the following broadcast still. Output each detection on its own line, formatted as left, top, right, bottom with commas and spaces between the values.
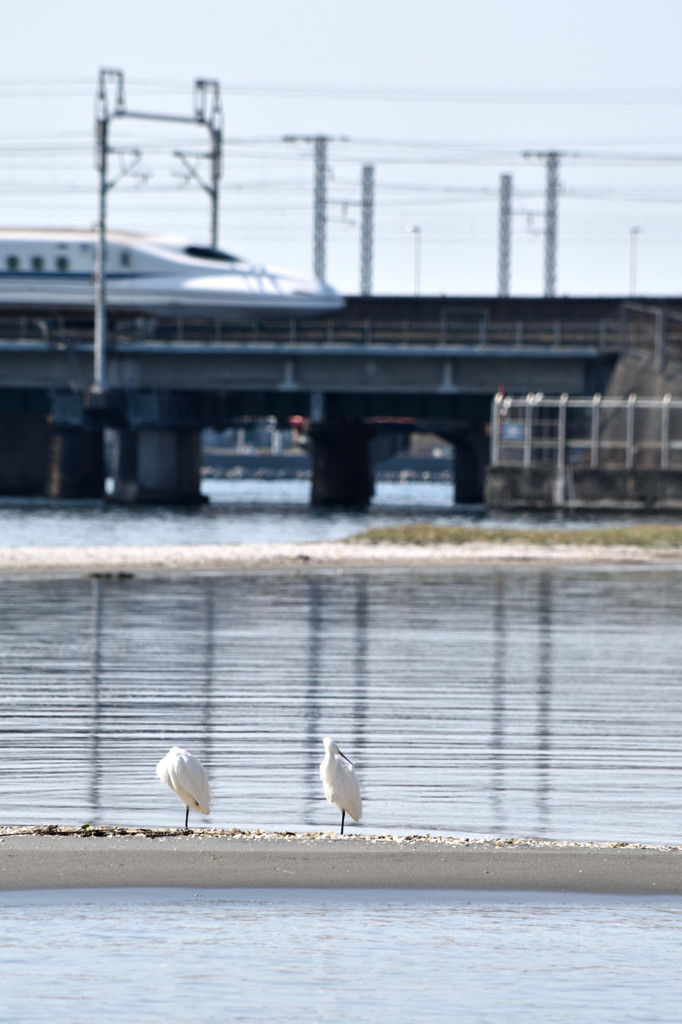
490, 392, 682, 472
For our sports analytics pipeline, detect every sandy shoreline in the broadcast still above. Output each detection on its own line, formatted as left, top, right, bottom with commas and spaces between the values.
0, 541, 681, 575
1, 829, 681, 894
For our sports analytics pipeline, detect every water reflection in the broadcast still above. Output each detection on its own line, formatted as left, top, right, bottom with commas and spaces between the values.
536, 573, 552, 829
352, 575, 369, 759
200, 582, 215, 777
88, 577, 103, 818
2, 567, 682, 844
489, 572, 553, 833
304, 577, 324, 825
491, 573, 506, 828
303, 574, 370, 824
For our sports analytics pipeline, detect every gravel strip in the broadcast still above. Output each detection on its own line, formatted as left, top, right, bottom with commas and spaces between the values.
1, 825, 680, 850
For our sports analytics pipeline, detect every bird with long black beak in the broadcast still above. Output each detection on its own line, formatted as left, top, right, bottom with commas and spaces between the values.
320, 736, 362, 834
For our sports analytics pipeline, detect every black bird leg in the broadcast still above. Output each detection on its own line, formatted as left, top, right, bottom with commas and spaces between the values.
184, 806, 189, 830
341, 809, 345, 835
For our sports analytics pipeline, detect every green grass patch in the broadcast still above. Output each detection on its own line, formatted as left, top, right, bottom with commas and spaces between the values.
345, 523, 682, 547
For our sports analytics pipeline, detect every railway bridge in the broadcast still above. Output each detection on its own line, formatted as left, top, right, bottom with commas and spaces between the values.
0, 295, 661, 505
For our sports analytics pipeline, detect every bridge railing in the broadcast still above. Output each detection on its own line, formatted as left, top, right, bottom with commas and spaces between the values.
115, 316, 625, 350
0, 314, 635, 351
3, 312, 680, 353
490, 392, 682, 471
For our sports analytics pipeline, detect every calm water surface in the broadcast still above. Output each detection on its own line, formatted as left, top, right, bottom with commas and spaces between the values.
1, 888, 680, 1024
1, 565, 681, 843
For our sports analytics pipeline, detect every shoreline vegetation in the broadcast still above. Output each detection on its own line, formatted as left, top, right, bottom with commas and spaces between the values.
346, 523, 682, 547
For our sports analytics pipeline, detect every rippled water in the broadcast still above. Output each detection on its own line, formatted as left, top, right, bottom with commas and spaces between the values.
3, 486, 681, 1021
1, 888, 681, 1024
2, 566, 681, 844
0, 479, 454, 547
0, 477, 666, 547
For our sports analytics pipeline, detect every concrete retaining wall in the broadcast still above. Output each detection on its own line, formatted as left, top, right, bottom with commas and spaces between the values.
485, 465, 682, 510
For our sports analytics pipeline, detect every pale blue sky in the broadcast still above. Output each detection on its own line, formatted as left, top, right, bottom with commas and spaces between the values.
2, 0, 682, 296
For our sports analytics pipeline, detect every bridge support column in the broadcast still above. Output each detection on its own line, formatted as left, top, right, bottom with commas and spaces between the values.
109, 428, 203, 504
45, 428, 105, 499
454, 422, 489, 504
309, 420, 375, 507
0, 414, 51, 495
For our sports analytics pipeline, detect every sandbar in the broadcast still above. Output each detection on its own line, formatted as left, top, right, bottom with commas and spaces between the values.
1, 829, 680, 894
0, 541, 680, 576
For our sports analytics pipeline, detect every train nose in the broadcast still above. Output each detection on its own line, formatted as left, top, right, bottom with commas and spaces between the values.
322, 282, 346, 310
292, 274, 345, 310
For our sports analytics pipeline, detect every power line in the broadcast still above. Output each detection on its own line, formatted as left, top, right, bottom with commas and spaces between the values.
135, 82, 682, 106
8, 77, 682, 105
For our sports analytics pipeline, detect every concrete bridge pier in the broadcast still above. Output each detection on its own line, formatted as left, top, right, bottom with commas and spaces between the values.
45, 427, 105, 499
453, 422, 489, 504
309, 420, 376, 507
109, 428, 204, 504
0, 414, 51, 495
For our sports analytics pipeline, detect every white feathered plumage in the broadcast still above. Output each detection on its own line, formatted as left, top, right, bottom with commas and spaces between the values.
320, 736, 362, 834
156, 746, 211, 829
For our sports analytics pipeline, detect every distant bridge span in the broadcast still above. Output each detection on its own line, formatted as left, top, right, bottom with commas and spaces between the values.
0, 295, 673, 504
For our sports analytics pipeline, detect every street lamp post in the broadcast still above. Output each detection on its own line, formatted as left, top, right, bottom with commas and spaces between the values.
407, 224, 421, 296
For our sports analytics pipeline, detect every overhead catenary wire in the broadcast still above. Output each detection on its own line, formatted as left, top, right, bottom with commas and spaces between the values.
8, 78, 682, 104
2, 79, 682, 295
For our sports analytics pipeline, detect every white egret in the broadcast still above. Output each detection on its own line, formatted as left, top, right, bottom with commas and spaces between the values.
320, 736, 362, 834
155, 746, 211, 830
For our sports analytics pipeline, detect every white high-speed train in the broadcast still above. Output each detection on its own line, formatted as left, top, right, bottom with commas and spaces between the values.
0, 229, 344, 317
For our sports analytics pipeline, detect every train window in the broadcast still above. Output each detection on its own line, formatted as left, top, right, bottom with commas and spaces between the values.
6, 255, 19, 271
184, 246, 239, 262
31, 256, 44, 271
56, 256, 69, 272
120, 251, 131, 267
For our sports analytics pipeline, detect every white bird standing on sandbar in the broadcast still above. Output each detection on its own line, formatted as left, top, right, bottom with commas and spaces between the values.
320, 736, 362, 834
155, 746, 211, 830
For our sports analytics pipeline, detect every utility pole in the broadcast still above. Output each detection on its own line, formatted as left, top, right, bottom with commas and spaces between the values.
498, 173, 512, 297
95, 69, 135, 394
360, 165, 374, 296
175, 80, 223, 248
313, 137, 327, 280
283, 134, 348, 281
94, 68, 223, 391
544, 152, 559, 297
94, 71, 112, 394
523, 150, 562, 297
